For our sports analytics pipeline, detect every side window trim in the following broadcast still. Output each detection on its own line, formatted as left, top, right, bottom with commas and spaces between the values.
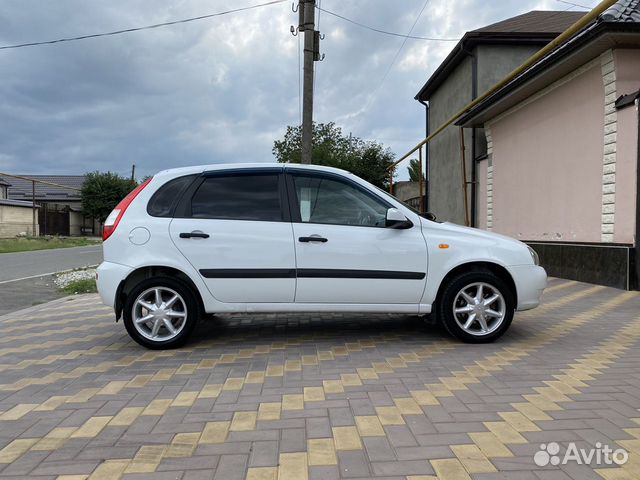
284, 170, 392, 228
174, 171, 290, 222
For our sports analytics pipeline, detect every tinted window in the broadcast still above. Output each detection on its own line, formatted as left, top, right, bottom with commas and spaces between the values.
292, 175, 388, 227
191, 174, 282, 221
147, 175, 196, 217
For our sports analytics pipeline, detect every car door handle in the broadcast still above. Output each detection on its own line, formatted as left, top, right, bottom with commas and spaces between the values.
298, 236, 328, 243
179, 231, 210, 239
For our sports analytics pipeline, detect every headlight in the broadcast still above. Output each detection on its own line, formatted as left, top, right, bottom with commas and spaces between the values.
527, 246, 539, 266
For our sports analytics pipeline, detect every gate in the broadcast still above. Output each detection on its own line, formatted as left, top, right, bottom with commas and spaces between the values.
39, 204, 70, 236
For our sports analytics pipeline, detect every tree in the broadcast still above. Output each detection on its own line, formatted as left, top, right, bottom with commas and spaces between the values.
272, 122, 395, 188
407, 158, 425, 182
81, 171, 138, 223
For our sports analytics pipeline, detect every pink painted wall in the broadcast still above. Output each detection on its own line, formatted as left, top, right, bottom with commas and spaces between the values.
489, 63, 605, 242
613, 49, 639, 244
476, 158, 488, 230
615, 49, 640, 96
615, 106, 638, 244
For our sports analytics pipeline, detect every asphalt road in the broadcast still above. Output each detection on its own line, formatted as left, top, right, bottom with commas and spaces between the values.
0, 245, 103, 283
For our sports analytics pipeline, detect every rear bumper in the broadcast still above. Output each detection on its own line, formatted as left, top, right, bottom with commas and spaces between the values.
96, 261, 133, 308
509, 265, 547, 311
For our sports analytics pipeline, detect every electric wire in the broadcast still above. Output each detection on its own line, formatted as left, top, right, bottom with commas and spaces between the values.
556, 0, 594, 9
316, 5, 458, 42
354, 0, 432, 128
0, 0, 287, 50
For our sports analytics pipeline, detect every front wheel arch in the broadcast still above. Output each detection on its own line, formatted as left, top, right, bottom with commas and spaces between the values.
434, 262, 517, 314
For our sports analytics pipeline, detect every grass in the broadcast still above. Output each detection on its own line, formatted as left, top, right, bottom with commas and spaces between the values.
58, 278, 98, 294
0, 236, 101, 254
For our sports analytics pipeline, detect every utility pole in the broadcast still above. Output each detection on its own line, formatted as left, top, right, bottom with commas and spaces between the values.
298, 0, 321, 164
130, 164, 136, 182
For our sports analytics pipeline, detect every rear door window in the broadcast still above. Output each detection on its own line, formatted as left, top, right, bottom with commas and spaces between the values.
190, 174, 283, 222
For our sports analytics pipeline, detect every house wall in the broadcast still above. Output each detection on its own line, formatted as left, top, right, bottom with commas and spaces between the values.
0, 205, 39, 237
487, 61, 605, 242
475, 44, 544, 159
428, 56, 473, 224
427, 43, 547, 226
615, 104, 639, 244
393, 181, 421, 203
614, 49, 640, 96
613, 49, 640, 245
476, 158, 488, 229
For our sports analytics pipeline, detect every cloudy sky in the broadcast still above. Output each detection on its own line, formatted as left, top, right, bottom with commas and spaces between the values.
0, 0, 595, 179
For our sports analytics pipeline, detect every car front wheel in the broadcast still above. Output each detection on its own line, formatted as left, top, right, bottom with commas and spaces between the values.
437, 271, 515, 343
123, 277, 199, 349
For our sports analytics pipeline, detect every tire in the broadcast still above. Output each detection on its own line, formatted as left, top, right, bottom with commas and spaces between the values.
123, 276, 200, 349
436, 270, 515, 343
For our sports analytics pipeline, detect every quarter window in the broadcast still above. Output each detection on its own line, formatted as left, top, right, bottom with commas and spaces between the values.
292, 175, 388, 227
147, 175, 196, 217
191, 174, 282, 221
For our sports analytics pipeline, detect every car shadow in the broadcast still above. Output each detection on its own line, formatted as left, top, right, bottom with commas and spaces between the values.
187, 312, 451, 347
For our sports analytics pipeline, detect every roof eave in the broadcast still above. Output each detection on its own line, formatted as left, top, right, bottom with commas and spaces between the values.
457, 22, 640, 127
414, 32, 565, 102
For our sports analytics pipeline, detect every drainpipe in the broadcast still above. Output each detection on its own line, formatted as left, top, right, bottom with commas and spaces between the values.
461, 43, 478, 227
635, 99, 640, 290
470, 51, 478, 228
417, 98, 429, 212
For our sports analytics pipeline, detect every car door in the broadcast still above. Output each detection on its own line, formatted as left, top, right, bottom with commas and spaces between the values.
169, 168, 296, 303
286, 169, 428, 305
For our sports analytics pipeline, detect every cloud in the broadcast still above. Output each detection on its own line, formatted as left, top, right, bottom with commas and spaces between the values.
0, 0, 592, 179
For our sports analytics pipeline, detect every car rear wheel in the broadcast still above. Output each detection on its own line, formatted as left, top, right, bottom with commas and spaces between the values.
123, 277, 199, 349
437, 271, 515, 343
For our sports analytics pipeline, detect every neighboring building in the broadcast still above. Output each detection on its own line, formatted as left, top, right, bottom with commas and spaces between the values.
457, 0, 640, 289
0, 177, 8, 199
7, 175, 99, 236
392, 181, 422, 211
415, 10, 586, 226
0, 176, 39, 238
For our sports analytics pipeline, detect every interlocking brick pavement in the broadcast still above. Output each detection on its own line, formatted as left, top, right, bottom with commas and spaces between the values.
0, 279, 639, 480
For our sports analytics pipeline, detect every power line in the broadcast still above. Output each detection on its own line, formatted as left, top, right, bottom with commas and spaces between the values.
317, 6, 458, 42
556, 0, 594, 9
354, 0, 432, 127
0, 0, 287, 51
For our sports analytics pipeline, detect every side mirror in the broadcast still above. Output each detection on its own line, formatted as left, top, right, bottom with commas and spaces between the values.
423, 212, 437, 222
386, 208, 413, 229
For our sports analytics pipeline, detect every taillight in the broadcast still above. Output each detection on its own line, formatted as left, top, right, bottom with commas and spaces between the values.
102, 177, 153, 241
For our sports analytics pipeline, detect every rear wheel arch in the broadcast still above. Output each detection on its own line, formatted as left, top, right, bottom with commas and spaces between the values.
116, 266, 204, 321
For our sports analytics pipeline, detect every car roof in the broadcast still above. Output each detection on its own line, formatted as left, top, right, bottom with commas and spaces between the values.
154, 163, 353, 179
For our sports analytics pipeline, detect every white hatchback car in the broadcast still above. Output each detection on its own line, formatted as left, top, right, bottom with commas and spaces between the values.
97, 163, 546, 349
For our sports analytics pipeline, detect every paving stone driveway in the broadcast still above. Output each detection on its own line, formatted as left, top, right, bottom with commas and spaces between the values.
0, 278, 639, 480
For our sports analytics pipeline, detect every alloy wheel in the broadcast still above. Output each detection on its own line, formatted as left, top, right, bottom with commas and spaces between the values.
132, 287, 187, 341
452, 282, 506, 336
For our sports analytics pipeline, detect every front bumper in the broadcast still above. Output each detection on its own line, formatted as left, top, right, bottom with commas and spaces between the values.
509, 264, 547, 311
96, 261, 133, 308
